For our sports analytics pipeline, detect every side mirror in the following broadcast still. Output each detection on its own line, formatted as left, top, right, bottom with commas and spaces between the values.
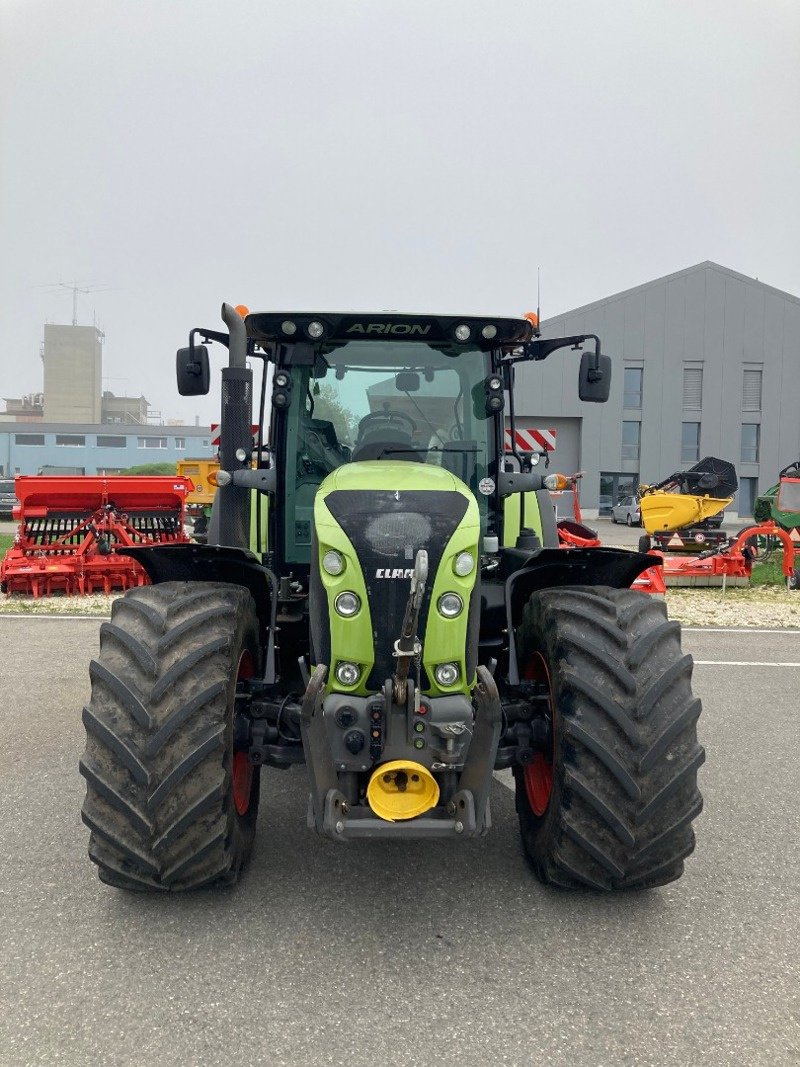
579, 351, 612, 403
395, 371, 420, 392
176, 345, 210, 396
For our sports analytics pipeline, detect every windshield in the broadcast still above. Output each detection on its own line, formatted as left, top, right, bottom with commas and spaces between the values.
280, 340, 493, 564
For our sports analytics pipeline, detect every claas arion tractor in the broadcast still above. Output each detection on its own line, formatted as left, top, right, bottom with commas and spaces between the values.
80, 305, 704, 892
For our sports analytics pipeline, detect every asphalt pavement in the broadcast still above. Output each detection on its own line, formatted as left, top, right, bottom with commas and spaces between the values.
0, 618, 798, 1066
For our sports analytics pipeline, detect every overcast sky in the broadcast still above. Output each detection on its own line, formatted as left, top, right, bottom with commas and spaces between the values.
1, 0, 798, 426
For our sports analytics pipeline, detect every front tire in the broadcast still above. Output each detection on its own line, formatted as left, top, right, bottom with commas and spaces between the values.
80, 582, 261, 891
513, 586, 704, 890
626, 514, 633, 527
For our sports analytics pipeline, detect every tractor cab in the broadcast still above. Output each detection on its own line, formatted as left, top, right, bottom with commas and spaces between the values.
177, 308, 611, 573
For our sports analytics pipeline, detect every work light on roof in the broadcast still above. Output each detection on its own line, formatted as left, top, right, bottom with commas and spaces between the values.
481, 324, 497, 339
281, 320, 297, 335
454, 324, 471, 342
307, 320, 325, 339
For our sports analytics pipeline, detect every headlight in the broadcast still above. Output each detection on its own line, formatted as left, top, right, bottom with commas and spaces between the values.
322, 549, 344, 575
334, 591, 360, 617
437, 592, 463, 618
434, 662, 460, 687
453, 551, 474, 577
335, 662, 360, 686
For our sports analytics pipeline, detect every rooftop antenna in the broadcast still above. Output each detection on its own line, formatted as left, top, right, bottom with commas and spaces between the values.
60, 282, 94, 326
537, 266, 541, 332
34, 282, 116, 326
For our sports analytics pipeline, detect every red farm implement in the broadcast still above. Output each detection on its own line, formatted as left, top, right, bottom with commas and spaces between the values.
634, 521, 800, 591
0, 475, 193, 597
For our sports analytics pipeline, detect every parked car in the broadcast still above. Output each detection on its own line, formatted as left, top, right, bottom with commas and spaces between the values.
611, 494, 641, 526
0, 478, 18, 520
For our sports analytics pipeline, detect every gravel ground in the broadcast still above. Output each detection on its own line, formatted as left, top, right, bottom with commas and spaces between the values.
2, 515, 797, 626
1, 585, 798, 628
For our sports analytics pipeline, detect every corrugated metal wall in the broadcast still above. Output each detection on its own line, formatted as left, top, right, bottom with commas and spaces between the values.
513, 262, 800, 516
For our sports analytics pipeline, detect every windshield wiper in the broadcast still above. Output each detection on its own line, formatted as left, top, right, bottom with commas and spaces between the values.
377, 445, 480, 458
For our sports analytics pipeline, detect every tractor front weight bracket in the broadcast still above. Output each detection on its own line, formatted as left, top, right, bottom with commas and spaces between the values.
300, 664, 503, 841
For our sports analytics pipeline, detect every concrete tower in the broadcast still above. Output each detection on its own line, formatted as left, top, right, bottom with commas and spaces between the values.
42, 324, 103, 423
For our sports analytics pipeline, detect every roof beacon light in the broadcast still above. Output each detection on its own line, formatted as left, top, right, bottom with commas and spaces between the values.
454, 324, 471, 342
234, 304, 250, 318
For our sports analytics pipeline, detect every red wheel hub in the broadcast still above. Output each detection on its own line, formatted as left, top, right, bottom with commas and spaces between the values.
232, 752, 254, 817
232, 649, 255, 817
522, 651, 555, 816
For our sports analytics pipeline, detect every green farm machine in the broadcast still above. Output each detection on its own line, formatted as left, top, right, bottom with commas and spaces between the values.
80, 305, 704, 892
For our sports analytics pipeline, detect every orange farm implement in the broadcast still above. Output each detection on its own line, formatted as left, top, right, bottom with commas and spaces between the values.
635, 521, 799, 591
0, 475, 193, 597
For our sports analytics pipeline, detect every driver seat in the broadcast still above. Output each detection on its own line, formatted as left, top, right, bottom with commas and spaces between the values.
350, 429, 424, 462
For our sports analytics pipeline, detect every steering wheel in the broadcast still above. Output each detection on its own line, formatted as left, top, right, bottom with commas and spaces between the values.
356, 410, 417, 436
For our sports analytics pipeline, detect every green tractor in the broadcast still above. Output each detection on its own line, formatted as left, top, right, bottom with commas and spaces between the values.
80, 305, 704, 892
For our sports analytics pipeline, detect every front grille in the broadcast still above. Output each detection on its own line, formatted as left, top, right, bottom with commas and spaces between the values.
324, 489, 469, 689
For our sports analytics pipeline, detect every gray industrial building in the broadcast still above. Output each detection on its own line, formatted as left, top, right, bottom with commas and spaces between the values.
514, 261, 800, 519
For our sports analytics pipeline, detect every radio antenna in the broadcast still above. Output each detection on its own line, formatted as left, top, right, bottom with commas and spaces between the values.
537, 267, 541, 329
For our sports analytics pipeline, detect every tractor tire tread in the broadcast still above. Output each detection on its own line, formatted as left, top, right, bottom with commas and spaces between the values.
80, 581, 260, 892
514, 585, 704, 891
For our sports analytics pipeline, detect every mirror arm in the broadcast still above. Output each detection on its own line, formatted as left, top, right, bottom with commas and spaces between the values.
189, 327, 229, 356
501, 333, 602, 366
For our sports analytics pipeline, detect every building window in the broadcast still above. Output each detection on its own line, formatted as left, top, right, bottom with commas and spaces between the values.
683, 365, 703, 410
623, 367, 643, 409
137, 437, 168, 449
681, 422, 700, 463
15, 434, 45, 446
621, 421, 641, 461
742, 368, 762, 411
96, 435, 127, 448
56, 434, 86, 446
174, 437, 186, 450
738, 477, 759, 517
741, 424, 760, 464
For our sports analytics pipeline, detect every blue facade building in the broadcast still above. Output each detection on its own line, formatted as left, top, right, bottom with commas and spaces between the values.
0, 423, 214, 477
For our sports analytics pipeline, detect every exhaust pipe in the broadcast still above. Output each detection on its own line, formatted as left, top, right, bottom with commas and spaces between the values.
217, 302, 253, 549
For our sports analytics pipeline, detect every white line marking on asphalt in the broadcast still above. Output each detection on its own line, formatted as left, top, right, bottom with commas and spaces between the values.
693, 660, 800, 667
682, 628, 800, 634
0, 614, 109, 621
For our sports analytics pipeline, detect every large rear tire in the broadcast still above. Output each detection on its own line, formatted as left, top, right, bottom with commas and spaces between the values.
80, 582, 261, 891
513, 586, 704, 890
